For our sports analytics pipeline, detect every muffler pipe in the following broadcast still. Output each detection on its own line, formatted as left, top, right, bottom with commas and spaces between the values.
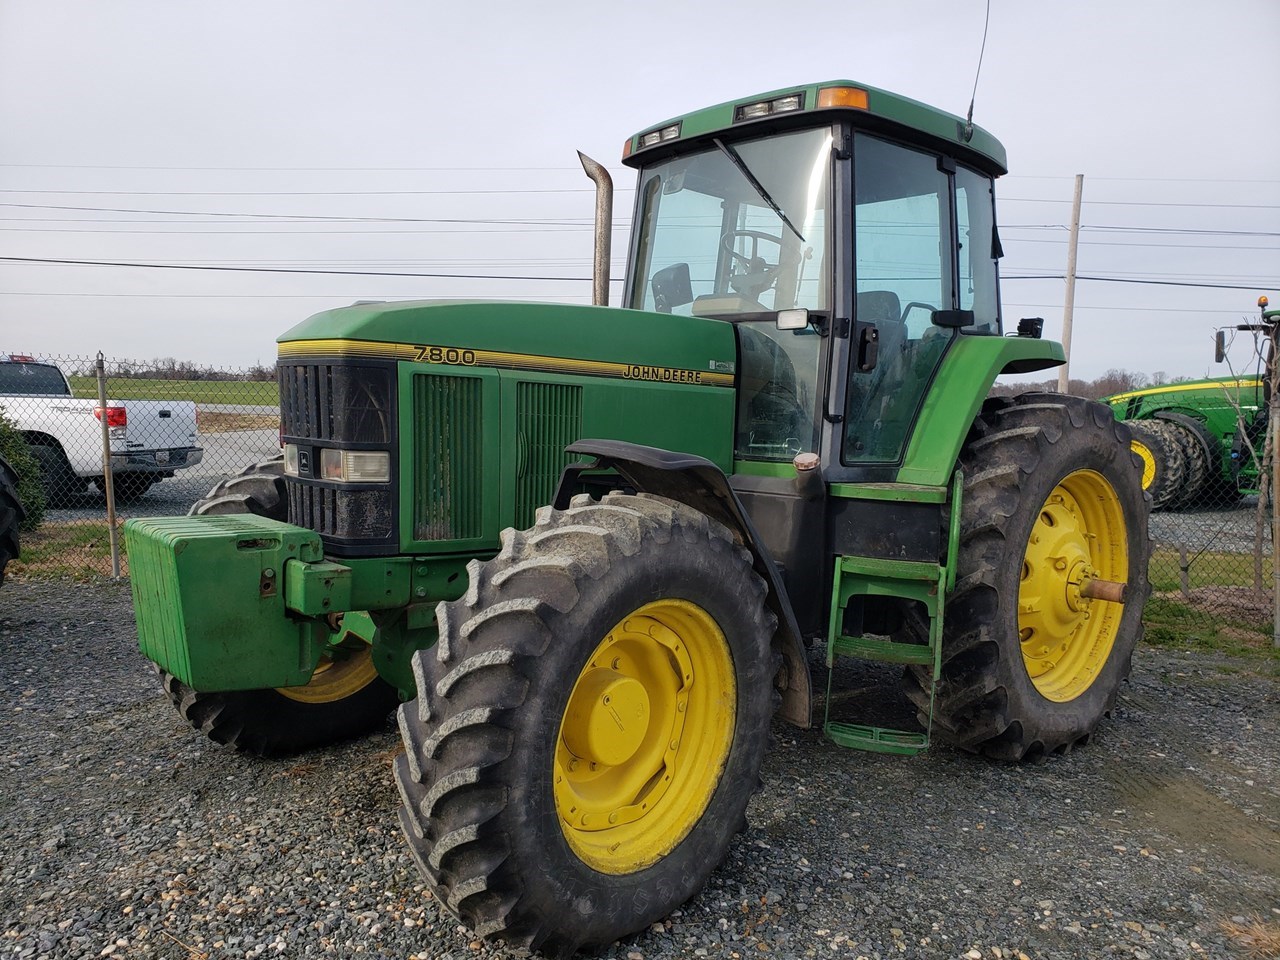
577, 151, 613, 307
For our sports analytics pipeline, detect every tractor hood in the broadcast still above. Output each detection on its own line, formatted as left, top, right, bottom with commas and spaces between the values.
277, 300, 738, 388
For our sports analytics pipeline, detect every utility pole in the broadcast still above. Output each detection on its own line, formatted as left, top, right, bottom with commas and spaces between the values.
1057, 174, 1084, 395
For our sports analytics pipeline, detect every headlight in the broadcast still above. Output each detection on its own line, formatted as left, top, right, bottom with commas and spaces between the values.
283, 443, 299, 476
319, 449, 391, 483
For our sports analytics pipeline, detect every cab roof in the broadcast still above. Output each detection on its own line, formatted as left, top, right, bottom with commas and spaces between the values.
624, 80, 1007, 176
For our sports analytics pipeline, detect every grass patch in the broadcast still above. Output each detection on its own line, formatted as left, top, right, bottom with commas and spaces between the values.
10, 520, 127, 580
68, 376, 278, 407
196, 410, 280, 433
1150, 546, 1273, 593
1143, 595, 1280, 676
1220, 915, 1280, 958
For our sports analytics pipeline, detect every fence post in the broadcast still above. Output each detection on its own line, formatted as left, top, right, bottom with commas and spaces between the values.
95, 352, 121, 579
1178, 543, 1190, 600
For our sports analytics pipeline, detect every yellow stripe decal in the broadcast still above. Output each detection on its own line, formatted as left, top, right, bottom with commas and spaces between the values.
278, 338, 736, 388
1106, 378, 1262, 403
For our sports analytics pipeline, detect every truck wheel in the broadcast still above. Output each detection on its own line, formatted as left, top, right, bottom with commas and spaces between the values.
904, 394, 1151, 761
158, 455, 399, 757
1125, 419, 1183, 510
0, 455, 24, 586
94, 472, 155, 504
395, 493, 775, 957
29, 443, 82, 507
1156, 420, 1211, 509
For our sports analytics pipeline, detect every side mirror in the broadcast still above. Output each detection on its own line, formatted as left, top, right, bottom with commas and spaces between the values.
651, 263, 693, 314
931, 308, 976, 329
1215, 330, 1226, 364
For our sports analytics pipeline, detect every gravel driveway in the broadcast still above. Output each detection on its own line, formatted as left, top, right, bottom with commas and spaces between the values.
2, 579, 1278, 960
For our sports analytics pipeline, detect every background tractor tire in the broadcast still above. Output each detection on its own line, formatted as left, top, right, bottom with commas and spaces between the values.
903, 393, 1151, 761
396, 492, 776, 958
0, 455, 24, 586
1125, 419, 1183, 511
1155, 420, 1212, 509
159, 455, 399, 757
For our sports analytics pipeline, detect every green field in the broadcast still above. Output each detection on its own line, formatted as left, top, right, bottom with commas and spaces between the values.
69, 377, 278, 406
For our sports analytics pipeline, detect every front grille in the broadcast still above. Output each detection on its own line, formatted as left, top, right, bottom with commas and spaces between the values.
414, 374, 484, 541
278, 360, 397, 555
279, 362, 393, 443
514, 381, 582, 529
289, 483, 393, 541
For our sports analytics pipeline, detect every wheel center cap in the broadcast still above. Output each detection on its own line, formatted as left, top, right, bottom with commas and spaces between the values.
562, 669, 651, 767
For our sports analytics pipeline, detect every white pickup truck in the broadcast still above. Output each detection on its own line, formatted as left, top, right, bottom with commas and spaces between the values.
0, 356, 203, 504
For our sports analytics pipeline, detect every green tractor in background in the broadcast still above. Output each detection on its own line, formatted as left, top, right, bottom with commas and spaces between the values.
126, 81, 1150, 956
1105, 296, 1280, 511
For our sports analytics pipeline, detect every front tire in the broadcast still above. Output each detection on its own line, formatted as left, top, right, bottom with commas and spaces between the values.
395, 493, 775, 957
0, 455, 24, 585
159, 455, 399, 757
905, 394, 1151, 760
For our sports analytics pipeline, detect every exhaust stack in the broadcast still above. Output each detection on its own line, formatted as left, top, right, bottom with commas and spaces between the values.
577, 151, 613, 307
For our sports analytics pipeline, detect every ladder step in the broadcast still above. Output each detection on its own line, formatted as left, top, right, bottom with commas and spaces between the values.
832, 634, 935, 665
824, 721, 929, 756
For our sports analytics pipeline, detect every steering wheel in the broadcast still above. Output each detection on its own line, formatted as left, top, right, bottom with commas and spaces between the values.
898, 301, 938, 325
722, 230, 784, 299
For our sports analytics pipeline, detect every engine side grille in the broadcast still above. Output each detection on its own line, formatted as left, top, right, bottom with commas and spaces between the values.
414, 374, 484, 541
514, 381, 582, 530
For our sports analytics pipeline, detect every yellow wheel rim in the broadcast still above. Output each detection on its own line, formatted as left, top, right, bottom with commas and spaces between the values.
276, 645, 378, 704
1018, 470, 1128, 702
554, 599, 735, 875
1130, 439, 1156, 490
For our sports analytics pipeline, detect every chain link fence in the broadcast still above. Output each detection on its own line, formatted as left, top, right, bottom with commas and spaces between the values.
0, 351, 1275, 647
0, 353, 279, 578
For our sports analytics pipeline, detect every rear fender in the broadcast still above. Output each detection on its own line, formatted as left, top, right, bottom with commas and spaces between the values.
555, 438, 812, 728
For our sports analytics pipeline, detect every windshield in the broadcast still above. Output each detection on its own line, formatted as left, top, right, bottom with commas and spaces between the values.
629, 126, 834, 318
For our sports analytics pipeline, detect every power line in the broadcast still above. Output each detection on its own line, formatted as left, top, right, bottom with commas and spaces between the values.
0, 255, 614, 282
0, 187, 634, 196
1, 255, 1268, 291
0, 162, 629, 172
1001, 197, 1280, 210
0, 201, 595, 225
1004, 274, 1274, 291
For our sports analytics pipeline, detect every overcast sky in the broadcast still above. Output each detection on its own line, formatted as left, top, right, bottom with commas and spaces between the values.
1, 0, 1277, 382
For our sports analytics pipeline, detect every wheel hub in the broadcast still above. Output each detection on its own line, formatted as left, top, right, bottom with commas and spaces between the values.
554, 600, 735, 875
1018, 471, 1128, 702
562, 668, 651, 767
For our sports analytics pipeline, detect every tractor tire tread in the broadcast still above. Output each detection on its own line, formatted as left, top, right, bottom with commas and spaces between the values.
396, 492, 774, 957
903, 393, 1151, 760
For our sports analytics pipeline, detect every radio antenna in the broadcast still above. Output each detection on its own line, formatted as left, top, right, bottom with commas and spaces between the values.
963, 0, 992, 143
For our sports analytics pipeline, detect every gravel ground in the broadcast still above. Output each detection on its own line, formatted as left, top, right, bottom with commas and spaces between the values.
2, 578, 1278, 960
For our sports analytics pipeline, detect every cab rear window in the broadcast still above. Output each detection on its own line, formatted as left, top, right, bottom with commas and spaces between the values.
0, 362, 70, 395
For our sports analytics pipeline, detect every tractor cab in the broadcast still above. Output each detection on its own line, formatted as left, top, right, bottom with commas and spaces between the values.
623, 85, 1004, 480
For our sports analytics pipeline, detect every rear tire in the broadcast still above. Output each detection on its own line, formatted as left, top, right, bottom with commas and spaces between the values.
30, 443, 82, 507
1125, 420, 1183, 511
395, 493, 775, 957
1158, 419, 1212, 509
904, 394, 1151, 760
94, 471, 155, 504
159, 455, 399, 757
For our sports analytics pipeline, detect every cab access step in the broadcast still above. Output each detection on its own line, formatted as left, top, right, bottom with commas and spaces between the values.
823, 474, 962, 755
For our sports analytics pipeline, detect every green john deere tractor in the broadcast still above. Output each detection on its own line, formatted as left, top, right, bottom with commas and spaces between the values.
126, 80, 1151, 956
1105, 297, 1280, 511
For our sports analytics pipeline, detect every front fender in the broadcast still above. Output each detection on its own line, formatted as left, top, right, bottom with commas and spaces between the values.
555, 438, 812, 729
